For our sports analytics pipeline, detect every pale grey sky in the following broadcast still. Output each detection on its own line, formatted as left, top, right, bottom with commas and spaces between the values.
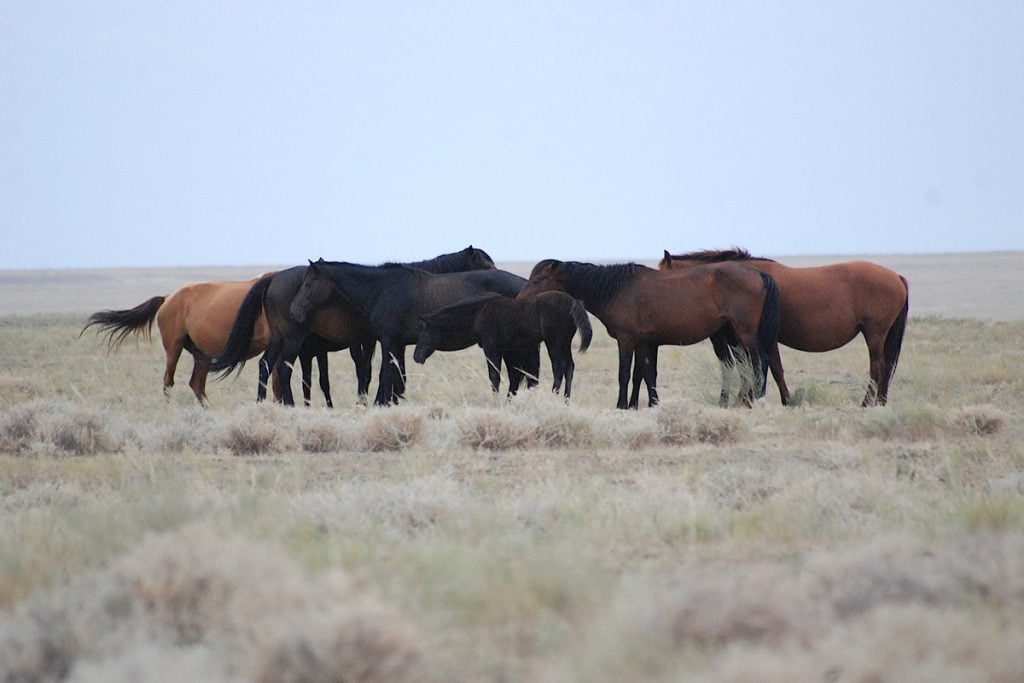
2, 1, 1022, 269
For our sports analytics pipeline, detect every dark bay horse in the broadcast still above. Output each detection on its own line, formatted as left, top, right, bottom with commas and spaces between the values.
289, 259, 540, 406
81, 276, 332, 407
660, 249, 909, 406
210, 247, 501, 406
517, 260, 780, 409
414, 291, 593, 399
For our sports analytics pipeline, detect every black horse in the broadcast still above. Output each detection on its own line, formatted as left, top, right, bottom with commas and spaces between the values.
289, 259, 541, 406
414, 291, 593, 400
210, 246, 497, 406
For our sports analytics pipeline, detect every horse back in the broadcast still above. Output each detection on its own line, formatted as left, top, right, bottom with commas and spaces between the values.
159, 278, 268, 356
604, 264, 766, 344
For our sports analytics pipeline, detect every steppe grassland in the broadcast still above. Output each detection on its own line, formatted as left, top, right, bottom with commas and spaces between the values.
1, 288, 1023, 680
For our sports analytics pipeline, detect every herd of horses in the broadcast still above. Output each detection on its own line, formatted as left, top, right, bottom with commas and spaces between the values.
83, 245, 909, 411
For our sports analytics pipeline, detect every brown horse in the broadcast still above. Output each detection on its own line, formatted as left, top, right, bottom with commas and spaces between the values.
659, 249, 909, 406
82, 276, 334, 407
517, 260, 780, 409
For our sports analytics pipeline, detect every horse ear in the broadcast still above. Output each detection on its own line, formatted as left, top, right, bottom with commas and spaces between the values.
663, 250, 672, 263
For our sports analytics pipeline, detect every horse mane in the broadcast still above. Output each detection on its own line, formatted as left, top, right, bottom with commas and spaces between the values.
553, 261, 650, 310
382, 246, 494, 273
665, 247, 775, 264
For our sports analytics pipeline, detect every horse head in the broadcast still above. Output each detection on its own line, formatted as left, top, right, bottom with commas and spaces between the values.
517, 259, 564, 299
289, 259, 333, 326
413, 316, 442, 364
464, 245, 496, 271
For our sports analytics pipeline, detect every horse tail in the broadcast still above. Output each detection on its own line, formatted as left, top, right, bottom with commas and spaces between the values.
882, 276, 909, 389
81, 296, 165, 350
570, 298, 593, 353
209, 274, 273, 378
757, 272, 781, 355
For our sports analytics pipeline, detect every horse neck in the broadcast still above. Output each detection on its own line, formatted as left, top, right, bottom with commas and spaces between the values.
554, 263, 636, 318
320, 264, 401, 312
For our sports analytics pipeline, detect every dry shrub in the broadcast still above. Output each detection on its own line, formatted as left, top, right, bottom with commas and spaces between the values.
220, 405, 295, 456
708, 604, 1024, 683
658, 402, 748, 446
40, 402, 120, 456
0, 402, 40, 454
145, 408, 219, 453
547, 532, 1024, 681
360, 409, 425, 452
296, 416, 349, 453
854, 404, 947, 441
456, 409, 533, 450
0, 376, 44, 402
533, 408, 595, 448
595, 412, 660, 450
426, 403, 448, 421
953, 404, 1009, 436
223, 422, 278, 456
0, 524, 432, 682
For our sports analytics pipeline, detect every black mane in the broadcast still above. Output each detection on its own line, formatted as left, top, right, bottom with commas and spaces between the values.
380, 246, 494, 273
666, 247, 773, 263
552, 261, 650, 311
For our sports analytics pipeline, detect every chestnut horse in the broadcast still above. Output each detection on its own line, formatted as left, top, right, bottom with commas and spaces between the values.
517, 260, 780, 409
659, 249, 909, 406
81, 276, 337, 407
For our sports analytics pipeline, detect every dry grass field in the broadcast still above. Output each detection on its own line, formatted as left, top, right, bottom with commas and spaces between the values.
1, 252, 1022, 681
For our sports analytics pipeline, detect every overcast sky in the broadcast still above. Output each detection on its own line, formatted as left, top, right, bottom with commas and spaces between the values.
2, 2, 1022, 269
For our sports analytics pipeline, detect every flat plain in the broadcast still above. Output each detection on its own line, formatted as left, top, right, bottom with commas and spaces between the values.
1, 252, 1022, 681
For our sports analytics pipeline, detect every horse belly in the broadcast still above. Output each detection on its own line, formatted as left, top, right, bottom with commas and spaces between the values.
636, 300, 719, 347
311, 307, 370, 344
777, 297, 860, 352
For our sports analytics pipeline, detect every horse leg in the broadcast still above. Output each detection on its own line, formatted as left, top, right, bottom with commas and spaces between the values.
351, 342, 374, 404
560, 341, 576, 401
161, 337, 185, 398
188, 360, 210, 408
616, 342, 635, 409
729, 323, 764, 408
276, 334, 305, 407
316, 352, 333, 408
374, 340, 401, 406
299, 353, 314, 407
644, 344, 659, 407
862, 329, 887, 407
768, 342, 790, 406
517, 343, 539, 389
505, 352, 525, 397
710, 330, 735, 408
483, 346, 503, 394
547, 342, 564, 395
629, 350, 644, 409
392, 346, 407, 404
258, 337, 284, 403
